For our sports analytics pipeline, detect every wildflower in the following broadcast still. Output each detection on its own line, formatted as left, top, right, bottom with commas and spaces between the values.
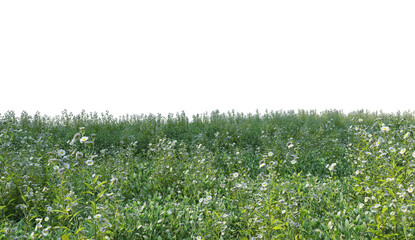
236, 183, 242, 188
47, 206, 52, 212
282, 210, 286, 214
44, 217, 49, 222
404, 132, 410, 139
42, 227, 49, 236
257, 233, 263, 239
268, 152, 273, 157
287, 143, 294, 149
381, 125, 390, 132
355, 170, 360, 175
206, 196, 212, 201
359, 203, 364, 209
195, 236, 202, 240
80, 136, 88, 143
370, 206, 377, 212
364, 197, 369, 202
291, 160, 297, 164
389, 147, 396, 152
86, 160, 94, 166
412, 151, 415, 158
73, 133, 81, 140
63, 163, 70, 169
76, 151, 83, 159
259, 160, 266, 168
400, 148, 406, 155
390, 211, 395, 216
58, 149, 66, 157
328, 163, 336, 171
110, 176, 117, 183
375, 204, 381, 208
69, 139, 75, 145
401, 205, 408, 212
94, 214, 102, 219
358, 119, 363, 122
328, 221, 333, 229
262, 182, 268, 187
233, 172, 239, 178
408, 187, 413, 193
386, 178, 394, 182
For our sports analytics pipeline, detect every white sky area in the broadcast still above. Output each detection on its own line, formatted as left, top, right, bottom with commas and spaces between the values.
1, 1, 414, 118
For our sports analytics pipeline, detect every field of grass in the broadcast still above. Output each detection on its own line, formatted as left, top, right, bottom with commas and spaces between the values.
0, 109, 414, 239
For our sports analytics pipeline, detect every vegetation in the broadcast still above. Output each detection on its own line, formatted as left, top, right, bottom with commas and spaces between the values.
0, 109, 414, 239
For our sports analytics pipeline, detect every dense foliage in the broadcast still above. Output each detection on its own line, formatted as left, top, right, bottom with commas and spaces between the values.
1, 109, 414, 239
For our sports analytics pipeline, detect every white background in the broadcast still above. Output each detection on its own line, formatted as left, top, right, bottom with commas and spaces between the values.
1, 1, 414, 118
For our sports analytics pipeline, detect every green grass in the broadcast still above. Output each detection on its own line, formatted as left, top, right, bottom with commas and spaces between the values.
0, 109, 414, 239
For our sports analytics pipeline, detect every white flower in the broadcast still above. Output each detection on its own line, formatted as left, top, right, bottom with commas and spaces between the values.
408, 187, 413, 193
262, 182, 268, 187
400, 148, 406, 155
86, 160, 94, 166
44, 217, 49, 222
80, 136, 88, 143
381, 125, 390, 132
401, 205, 408, 212
268, 152, 273, 157
63, 163, 70, 169
389, 147, 396, 152
358, 119, 363, 122
195, 236, 202, 240
94, 214, 102, 219
375, 204, 381, 208
370, 206, 377, 212
288, 143, 294, 149
359, 203, 364, 209
412, 151, 415, 158
206, 196, 212, 201
404, 132, 410, 139
233, 172, 239, 178
58, 149, 66, 157
291, 160, 297, 164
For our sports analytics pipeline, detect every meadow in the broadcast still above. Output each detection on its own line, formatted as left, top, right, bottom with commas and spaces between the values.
0, 109, 414, 240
